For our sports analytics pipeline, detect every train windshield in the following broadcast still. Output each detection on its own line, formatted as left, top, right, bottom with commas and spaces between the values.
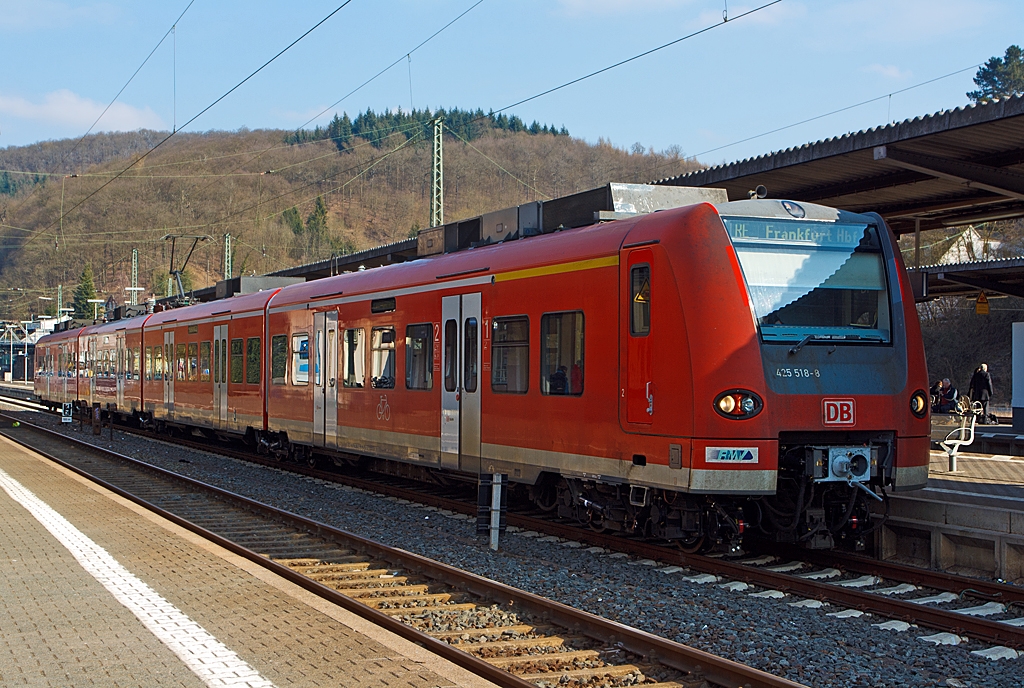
722, 217, 891, 344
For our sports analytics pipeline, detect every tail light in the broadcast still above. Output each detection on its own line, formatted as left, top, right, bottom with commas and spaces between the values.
714, 389, 763, 420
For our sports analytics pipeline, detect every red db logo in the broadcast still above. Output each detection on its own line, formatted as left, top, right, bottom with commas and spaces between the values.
823, 398, 855, 425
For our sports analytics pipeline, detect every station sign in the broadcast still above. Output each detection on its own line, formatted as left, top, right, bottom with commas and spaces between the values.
62, 402, 73, 423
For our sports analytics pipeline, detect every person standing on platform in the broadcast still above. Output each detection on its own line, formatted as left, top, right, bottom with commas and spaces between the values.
969, 363, 994, 423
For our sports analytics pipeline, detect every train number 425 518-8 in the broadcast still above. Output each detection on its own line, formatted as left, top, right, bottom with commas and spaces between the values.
776, 367, 820, 378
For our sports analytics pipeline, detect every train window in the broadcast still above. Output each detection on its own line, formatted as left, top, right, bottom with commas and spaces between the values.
541, 312, 584, 396
464, 318, 478, 393
342, 329, 364, 388
154, 346, 163, 381
187, 343, 199, 381
214, 340, 220, 383
371, 297, 396, 314
491, 316, 529, 394
200, 342, 212, 382
133, 347, 141, 380
405, 324, 433, 391
230, 339, 244, 384
271, 335, 287, 384
291, 334, 309, 385
370, 327, 396, 389
145, 347, 152, 381
443, 320, 457, 393
246, 338, 261, 385
176, 344, 187, 381
630, 265, 651, 336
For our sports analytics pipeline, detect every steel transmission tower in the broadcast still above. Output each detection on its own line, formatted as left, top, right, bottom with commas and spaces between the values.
430, 116, 444, 228
130, 248, 139, 305
223, 234, 232, 281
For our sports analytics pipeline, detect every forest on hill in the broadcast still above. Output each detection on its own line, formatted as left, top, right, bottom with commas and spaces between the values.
0, 110, 698, 318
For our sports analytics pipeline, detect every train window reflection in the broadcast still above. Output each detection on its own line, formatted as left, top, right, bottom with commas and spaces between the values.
491, 316, 529, 394
371, 327, 396, 389
541, 312, 584, 396
154, 346, 163, 381
187, 343, 198, 381
405, 323, 433, 390
246, 338, 261, 385
229, 339, 244, 384
292, 334, 309, 385
200, 342, 211, 382
176, 344, 187, 382
270, 335, 287, 384
342, 329, 364, 388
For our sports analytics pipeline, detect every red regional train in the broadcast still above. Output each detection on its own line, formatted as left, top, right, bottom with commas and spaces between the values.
35, 191, 930, 552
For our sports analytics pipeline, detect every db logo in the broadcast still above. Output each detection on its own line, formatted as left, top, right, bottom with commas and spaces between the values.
823, 398, 855, 425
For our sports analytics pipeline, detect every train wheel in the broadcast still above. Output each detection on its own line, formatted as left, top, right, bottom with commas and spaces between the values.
304, 449, 320, 469
675, 535, 706, 554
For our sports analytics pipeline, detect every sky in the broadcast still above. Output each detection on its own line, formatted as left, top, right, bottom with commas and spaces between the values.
0, 0, 1021, 170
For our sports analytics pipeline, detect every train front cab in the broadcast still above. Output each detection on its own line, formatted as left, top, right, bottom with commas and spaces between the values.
711, 199, 930, 548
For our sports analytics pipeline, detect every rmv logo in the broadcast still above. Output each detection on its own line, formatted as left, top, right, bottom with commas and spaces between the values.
717, 449, 755, 462
823, 398, 855, 426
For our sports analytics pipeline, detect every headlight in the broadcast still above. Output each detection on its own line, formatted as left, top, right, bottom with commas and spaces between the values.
910, 390, 928, 418
714, 390, 763, 420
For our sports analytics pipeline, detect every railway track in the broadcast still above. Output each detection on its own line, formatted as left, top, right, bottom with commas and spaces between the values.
7, 394, 1024, 653
0, 411, 804, 688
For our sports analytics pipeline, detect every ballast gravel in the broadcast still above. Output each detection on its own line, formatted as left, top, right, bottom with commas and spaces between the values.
14, 410, 1023, 688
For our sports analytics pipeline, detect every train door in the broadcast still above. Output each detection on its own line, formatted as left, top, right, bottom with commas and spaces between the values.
213, 324, 228, 427
163, 330, 174, 413
116, 333, 126, 409
440, 293, 481, 472
87, 338, 96, 406
624, 249, 654, 425
313, 312, 338, 448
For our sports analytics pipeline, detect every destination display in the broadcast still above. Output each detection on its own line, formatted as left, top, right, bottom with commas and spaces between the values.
723, 218, 869, 247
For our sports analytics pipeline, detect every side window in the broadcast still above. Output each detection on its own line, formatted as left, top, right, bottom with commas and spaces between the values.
271, 335, 287, 384
405, 323, 433, 390
342, 329, 364, 388
246, 337, 261, 385
315, 330, 323, 386
154, 346, 163, 381
133, 347, 141, 380
291, 334, 309, 385
214, 339, 221, 383
491, 316, 529, 394
630, 264, 651, 336
443, 320, 457, 392
541, 312, 584, 396
200, 342, 211, 382
187, 343, 198, 381
230, 339, 244, 384
370, 327, 396, 389
176, 344, 186, 381
145, 347, 153, 381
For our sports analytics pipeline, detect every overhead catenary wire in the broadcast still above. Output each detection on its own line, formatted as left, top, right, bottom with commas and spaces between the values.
32, 0, 358, 249
5, 0, 198, 218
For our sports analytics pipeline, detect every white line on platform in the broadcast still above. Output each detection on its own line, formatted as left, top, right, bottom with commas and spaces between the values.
921, 487, 1024, 503
0, 467, 276, 688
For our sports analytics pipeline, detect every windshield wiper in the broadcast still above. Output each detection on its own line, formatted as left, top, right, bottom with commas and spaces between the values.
789, 334, 820, 355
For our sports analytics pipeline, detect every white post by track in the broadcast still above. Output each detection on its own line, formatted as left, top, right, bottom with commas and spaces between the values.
489, 472, 502, 551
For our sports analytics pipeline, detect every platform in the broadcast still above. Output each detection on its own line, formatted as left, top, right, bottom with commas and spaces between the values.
0, 434, 495, 688
879, 449, 1024, 581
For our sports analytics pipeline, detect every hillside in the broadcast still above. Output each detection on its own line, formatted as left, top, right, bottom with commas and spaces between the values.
0, 114, 699, 318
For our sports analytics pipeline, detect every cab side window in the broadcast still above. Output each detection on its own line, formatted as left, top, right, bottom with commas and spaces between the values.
630, 264, 651, 335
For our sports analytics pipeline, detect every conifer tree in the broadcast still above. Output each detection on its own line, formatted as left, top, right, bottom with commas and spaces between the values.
968, 45, 1024, 103
72, 264, 98, 319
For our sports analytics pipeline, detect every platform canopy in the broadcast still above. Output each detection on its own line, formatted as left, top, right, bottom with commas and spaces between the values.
655, 95, 1024, 236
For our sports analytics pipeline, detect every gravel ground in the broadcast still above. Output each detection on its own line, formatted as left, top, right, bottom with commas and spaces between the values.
8, 406, 1022, 688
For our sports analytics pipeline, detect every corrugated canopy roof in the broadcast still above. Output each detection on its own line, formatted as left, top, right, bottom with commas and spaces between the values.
655, 95, 1024, 235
